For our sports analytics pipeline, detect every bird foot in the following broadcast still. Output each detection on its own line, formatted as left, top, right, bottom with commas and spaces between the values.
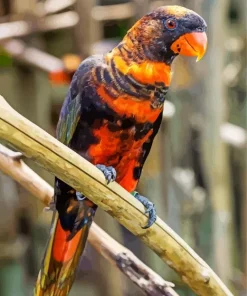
132, 191, 156, 228
45, 192, 86, 212
96, 164, 117, 184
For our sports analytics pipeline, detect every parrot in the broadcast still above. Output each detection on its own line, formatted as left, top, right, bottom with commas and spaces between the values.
35, 5, 207, 296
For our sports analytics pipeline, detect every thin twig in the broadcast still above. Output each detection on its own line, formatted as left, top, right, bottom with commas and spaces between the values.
43, 0, 76, 15
1, 39, 64, 73
0, 95, 233, 296
0, 12, 79, 41
91, 3, 135, 21
0, 144, 178, 296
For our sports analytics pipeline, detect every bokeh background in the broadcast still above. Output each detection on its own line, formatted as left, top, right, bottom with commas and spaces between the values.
0, 0, 246, 295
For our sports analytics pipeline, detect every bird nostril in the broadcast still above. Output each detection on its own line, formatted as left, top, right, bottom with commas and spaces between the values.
176, 44, 181, 52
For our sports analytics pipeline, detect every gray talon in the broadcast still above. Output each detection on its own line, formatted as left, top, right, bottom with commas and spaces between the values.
96, 164, 117, 184
133, 192, 156, 228
76, 192, 86, 201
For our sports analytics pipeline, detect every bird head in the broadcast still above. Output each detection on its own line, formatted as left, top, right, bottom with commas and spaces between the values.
123, 5, 207, 64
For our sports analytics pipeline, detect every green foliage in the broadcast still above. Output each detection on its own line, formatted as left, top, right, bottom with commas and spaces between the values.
0, 48, 12, 67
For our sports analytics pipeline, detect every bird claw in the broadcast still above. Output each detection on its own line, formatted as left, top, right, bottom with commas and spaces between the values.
133, 191, 156, 228
145, 206, 152, 214
76, 191, 86, 201
44, 201, 56, 212
96, 164, 117, 184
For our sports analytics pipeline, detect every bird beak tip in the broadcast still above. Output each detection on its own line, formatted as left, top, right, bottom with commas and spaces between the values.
171, 31, 208, 61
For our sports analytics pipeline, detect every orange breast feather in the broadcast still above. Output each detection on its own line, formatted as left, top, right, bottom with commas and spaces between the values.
88, 124, 153, 192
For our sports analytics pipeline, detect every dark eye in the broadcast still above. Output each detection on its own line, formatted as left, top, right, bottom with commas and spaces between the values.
165, 19, 177, 30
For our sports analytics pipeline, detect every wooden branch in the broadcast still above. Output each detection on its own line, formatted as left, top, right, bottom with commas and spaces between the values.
91, 3, 135, 21
1, 39, 64, 72
0, 144, 178, 296
0, 12, 79, 41
0, 95, 233, 296
43, 0, 76, 15
89, 223, 178, 296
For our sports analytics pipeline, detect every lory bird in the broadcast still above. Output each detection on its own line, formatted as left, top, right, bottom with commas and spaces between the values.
35, 5, 207, 296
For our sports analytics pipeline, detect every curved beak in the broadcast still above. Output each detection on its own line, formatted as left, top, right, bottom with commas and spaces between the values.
171, 31, 207, 61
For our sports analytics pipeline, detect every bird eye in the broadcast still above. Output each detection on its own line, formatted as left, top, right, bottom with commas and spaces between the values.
165, 19, 177, 30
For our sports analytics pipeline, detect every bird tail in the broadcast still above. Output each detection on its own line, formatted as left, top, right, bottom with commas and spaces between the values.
34, 211, 92, 296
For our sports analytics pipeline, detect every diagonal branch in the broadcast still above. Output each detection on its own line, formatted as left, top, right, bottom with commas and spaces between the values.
0, 95, 233, 296
0, 144, 178, 296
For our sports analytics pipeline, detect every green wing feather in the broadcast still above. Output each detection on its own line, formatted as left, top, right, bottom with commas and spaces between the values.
56, 94, 81, 146
56, 56, 102, 146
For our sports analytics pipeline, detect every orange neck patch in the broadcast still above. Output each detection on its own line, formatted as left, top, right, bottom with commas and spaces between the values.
101, 46, 170, 122
117, 56, 171, 86
106, 50, 172, 87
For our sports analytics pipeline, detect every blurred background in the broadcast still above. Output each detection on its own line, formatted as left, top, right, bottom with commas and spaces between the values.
0, 0, 246, 295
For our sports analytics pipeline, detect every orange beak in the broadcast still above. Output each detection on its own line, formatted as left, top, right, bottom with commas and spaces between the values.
171, 31, 207, 61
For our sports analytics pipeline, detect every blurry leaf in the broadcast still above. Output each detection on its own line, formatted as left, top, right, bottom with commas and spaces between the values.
0, 48, 12, 67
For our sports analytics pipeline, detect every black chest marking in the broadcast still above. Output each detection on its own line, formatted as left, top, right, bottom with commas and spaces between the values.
152, 83, 168, 109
